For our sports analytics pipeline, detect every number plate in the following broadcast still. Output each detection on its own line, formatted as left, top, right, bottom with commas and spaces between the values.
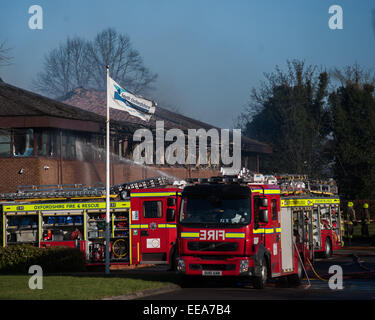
202, 270, 222, 276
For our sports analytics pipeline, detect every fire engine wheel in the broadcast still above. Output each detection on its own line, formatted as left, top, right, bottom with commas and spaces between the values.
287, 259, 302, 286
324, 238, 332, 259
253, 258, 268, 289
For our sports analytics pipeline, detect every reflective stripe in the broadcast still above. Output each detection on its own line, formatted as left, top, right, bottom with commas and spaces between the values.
130, 224, 148, 229
251, 188, 280, 195
264, 189, 280, 195
130, 223, 176, 229
157, 224, 176, 228
225, 232, 245, 239
253, 228, 281, 234
3, 201, 130, 212
281, 198, 340, 207
181, 232, 200, 238
131, 192, 177, 198
253, 229, 264, 234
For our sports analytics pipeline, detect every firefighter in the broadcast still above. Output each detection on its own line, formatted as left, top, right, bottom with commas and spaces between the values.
361, 203, 371, 238
345, 202, 356, 245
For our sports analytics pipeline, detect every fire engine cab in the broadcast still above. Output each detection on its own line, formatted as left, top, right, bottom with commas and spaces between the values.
176, 171, 342, 289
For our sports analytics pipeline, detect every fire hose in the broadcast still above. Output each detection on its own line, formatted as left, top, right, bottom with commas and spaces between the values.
305, 254, 375, 281
294, 242, 311, 288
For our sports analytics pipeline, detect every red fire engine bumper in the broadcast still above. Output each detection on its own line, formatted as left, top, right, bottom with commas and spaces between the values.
177, 256, 255, 276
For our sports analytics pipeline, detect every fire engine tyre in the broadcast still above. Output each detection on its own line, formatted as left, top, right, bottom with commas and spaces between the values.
253, 257, 268, 289
168, 245, 177, 271
323, 238, 332, 259
287, 259, 302, 286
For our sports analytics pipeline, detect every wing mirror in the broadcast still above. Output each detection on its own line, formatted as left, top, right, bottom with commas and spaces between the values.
166, 208, 176, 222
167, 197, 176, 207
260, 198, 268, 207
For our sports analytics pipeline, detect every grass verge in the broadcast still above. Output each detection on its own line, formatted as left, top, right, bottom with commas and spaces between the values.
0, 272, 179, 300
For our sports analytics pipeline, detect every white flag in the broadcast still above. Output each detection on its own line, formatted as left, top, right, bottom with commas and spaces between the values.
107, 77, 155, 121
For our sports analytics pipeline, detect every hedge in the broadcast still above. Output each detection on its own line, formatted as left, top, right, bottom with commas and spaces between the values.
0, 244, 86, 274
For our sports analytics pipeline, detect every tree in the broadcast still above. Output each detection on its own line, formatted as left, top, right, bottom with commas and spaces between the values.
239, 59, 331, 176
0, 40, 12, 68
329, 65, 375, 199
34, 28, 157, 98
34, 37, 91, 97
86, 28, 157, 94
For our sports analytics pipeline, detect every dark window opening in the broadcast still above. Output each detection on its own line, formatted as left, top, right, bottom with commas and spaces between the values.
0, 130, 10, 157
13, 129, 34, 157
271, 199, 278, 221
143, 201, 163, 218
37, 129, 59, 158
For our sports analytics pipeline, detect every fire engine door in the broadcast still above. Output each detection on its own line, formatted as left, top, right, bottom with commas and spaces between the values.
293, 209, 313, 261
254, 195, 281, 276
139, 198, 168, 263
267, 198, 281, 276
330, 204, 341, 244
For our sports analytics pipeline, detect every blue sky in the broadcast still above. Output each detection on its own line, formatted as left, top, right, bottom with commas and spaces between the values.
0, 0, 374, 128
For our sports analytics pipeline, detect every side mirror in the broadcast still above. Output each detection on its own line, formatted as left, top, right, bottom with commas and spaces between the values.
167, 197, 176, 207
260, 198, 268, 207
259, 209, 269, 223
166, 208, 176, 222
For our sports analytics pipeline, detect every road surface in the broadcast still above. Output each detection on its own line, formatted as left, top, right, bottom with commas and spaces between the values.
138, 248, 375, 300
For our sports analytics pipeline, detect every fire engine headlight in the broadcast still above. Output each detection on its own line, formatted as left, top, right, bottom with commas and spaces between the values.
239, 260, 249, 274
177, 259, 186, 273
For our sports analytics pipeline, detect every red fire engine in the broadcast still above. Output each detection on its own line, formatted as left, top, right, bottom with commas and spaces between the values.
0, 177, 182, 268
1, 172, 341, 279
175, 172, 342, 289
277, 174, 342, 259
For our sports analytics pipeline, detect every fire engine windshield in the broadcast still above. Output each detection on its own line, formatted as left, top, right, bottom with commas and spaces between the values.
179, 184, 251, 226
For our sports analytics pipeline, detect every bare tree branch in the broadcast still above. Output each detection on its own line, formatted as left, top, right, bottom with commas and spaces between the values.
0, 41, 13, 67
33, 28, 158, 98
33, 37, 91, 97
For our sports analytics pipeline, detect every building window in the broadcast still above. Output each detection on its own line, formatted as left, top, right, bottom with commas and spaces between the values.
143, 201, 163, 218
0, 130, 10, 157
62, 132, 76, 160
37, 129, 59, 158
13, 129, 34, 157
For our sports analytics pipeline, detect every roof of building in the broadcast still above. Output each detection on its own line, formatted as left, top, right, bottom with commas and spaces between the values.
0, 81, 137, 133
0, 80, 271, 154
61, 88, 272, 154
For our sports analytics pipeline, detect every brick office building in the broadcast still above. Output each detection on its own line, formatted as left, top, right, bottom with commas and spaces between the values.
0, 80, 271, 193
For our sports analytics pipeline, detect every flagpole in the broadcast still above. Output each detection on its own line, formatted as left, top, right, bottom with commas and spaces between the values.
105, 65, 110, 275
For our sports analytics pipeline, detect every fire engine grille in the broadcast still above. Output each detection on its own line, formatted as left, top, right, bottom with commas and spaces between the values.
189, 264, 236, 271
187, 242, 238, 252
